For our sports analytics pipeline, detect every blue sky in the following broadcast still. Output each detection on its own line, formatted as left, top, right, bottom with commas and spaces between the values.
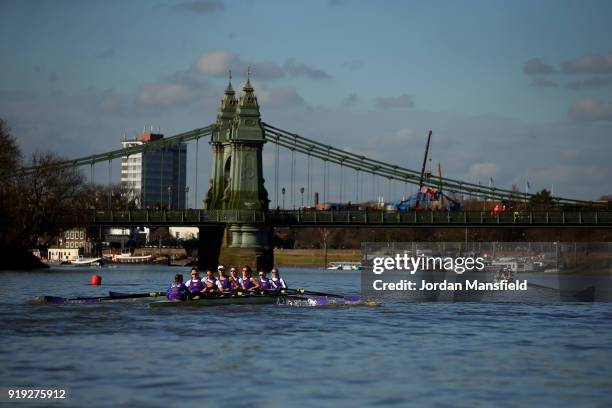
1, 0, 611, 202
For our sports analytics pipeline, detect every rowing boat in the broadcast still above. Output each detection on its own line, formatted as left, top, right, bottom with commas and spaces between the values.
149, 294, 282, 308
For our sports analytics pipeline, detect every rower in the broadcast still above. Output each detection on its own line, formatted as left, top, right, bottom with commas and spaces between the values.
270, 268, 288, 291
186, 267, 205, 299
258, 270, 272, 291
216, 265, 232, 293
166, 273, 188, 301
229, 267, 242, 291
239, 265, 261, 292
203, 269, 218, 293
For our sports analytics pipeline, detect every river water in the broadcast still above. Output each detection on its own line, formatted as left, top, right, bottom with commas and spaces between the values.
1, 265, 611, 407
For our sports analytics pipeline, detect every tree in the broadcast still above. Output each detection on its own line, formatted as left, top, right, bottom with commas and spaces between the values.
0, 119, 91, 249
12, 152, 88, 247
529, 189, 556, 209
0, 120, 22, 246
0, 119, 21, 175
149, 227, 175, 246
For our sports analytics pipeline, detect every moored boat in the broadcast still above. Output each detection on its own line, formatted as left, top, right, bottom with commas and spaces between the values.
327, 261, 362, 270
71, 256, 103, 266
104, 253, 154, 264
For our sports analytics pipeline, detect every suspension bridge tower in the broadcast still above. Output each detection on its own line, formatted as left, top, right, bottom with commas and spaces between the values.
201, 71, 272, 270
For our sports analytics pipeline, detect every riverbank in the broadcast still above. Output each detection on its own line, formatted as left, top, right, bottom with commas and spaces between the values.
274, 249, 360, 267
0, 246, 49, 270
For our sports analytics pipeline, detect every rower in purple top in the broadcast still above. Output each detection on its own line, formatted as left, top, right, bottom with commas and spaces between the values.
166, 273, 188, 301
186, 267, 205, 299
270, 268, 288, 291
216, 265, 232, 293
239, 265, 261, 292
203, 269, 218, 293
258, 270, 272, 291
229, 267, 241, 291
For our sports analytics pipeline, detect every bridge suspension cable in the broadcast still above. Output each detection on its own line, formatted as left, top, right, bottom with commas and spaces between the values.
14, 125, 214, 177
195, 137, 199, 209
107, 159, 112, 208
262, 123, 597, 207
11, 121, 602, 208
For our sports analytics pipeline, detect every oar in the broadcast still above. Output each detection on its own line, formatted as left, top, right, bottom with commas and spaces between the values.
42, 291, 165, 304
108, 291, 165, 299
283, 288, 360, 301
42, 295, 113, 304
232, 290, 309, 302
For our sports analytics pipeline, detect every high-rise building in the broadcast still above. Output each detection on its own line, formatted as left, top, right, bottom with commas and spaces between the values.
121, 130, 187, 209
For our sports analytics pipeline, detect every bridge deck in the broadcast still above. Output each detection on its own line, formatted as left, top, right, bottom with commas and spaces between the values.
77, 209, 612, 227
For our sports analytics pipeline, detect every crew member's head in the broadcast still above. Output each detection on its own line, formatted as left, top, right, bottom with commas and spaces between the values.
242, 264, 251, 278
174, 273, 184, 284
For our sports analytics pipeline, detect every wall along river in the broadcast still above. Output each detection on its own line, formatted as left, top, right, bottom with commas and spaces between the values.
1, 265, 611, 407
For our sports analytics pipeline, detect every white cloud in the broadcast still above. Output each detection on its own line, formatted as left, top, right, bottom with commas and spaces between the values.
568, 97, 612, 122
523, 58, 554, 75
136, 82, 197, 109
194, 50, 237, 77
284, 58, 330, 80
258, 86, 304, 108
468, 162, 498, 184
561, 52, 612, 75
193, 51, 329, 81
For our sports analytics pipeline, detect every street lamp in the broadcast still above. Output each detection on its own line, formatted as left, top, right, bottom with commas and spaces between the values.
281, 187, 286, 209
167, 186, 172, 210
300, 187, 305, 208
185, 186, 190, 209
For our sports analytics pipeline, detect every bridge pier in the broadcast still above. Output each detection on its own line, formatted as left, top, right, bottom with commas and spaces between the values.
229, 225, 242, 247
220, 224, 273, 271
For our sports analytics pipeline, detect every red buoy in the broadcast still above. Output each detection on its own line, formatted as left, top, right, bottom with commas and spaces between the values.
90, 274, 102, 285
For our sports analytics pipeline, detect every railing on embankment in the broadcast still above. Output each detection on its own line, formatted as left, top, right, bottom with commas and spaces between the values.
66, 209, 612, 227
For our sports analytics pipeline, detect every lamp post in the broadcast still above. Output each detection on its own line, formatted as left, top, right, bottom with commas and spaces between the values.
300, 187, 305, 209
185, 186, 189, 209
281, 187, 286, 209
167, 186, 172, 210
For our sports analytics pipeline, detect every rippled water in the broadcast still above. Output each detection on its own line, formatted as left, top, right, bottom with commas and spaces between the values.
1, 265, 612, 407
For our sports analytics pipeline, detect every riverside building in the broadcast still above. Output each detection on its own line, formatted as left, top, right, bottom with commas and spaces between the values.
121, 129, 187, 209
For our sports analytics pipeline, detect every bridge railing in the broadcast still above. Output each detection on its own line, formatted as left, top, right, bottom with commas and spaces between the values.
269, 210, 612, 225
90, 209, 268, 224
65, 209, 612, 226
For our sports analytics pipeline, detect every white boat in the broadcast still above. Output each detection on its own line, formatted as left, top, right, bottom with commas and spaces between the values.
105, 253, 154, 263
71, 256, 103, 266
327, 261, 362, 271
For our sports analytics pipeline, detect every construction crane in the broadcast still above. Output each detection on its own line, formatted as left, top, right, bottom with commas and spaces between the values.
415, 129, 433, 209
392, 130, 461, 212
418, 129, 433, 192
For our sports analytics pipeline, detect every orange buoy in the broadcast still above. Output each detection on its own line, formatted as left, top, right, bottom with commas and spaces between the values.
90, 274, 102, 285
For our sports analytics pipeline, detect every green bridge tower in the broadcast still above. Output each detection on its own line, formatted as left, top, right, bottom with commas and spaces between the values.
201, 71, 272, 270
